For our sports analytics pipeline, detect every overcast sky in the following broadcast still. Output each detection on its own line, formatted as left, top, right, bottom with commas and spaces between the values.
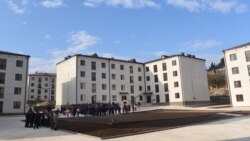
1, 0, 250, 73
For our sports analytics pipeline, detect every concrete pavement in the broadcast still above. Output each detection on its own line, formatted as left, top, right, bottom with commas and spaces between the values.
1, 106, 250, 141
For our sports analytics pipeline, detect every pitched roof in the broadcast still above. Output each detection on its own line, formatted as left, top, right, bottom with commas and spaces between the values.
223, 42, 250, 52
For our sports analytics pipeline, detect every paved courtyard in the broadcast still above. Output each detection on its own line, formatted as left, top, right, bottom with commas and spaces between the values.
1, 106, 250, 141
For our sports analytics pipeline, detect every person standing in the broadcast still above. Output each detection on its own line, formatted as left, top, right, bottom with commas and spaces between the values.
53, 109, 59, 130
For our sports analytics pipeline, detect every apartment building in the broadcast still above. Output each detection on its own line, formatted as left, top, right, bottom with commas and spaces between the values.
145, 54, 210, 105
0, 51, 29, 114
224, 42, 250, 106
56, 54, 145, 106
56, 53, 209, 107
27, 72, 56, 102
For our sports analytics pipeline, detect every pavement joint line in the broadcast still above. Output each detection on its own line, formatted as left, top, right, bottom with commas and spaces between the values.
216, 112, 243, 117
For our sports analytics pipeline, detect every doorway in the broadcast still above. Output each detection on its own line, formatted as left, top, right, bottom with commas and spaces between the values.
165, 94, 169, 103
0, 102, 3, 113
91, 95, 96, 104
146, 96, 151, 103
156, 95, 160, 103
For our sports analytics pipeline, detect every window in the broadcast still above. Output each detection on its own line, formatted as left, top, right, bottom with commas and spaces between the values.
121, 85, 125, 91
15, 74, 22, 81
112, 84, 116, 90
101, 62, 106, 68
147, 86, 151, 91
0, 58, 7, 70
91, 72, 96, 81
162, 63, 167, 71
153, 65, 157, 72
51, 90, 54, 95
232, 67, 239, 74
80, 82, 86, 89
38, 90, 41, 94
38, 83, 42, 88
175, 93, 180, 99
81, 94, 86, 101
51, 96, 55, 101
146, 76, 150, 81
80, 60, 85, 66
91, 61, 96, 70
234, 81, 241, 88
154, 75, 158, 83
121, 75, 125, 80
0, 73, 5, 84
0, 87, 4, 98
130, 85, 134, 93
174, 82, 179, 87
248, 65, 250, 76
172, 60, 177, 66
45, 77, 48, 81
164, 83, 169, 92
80, 71, 85, 77
139, 86, 142, 91
138, 76, 142, 81
173, 71, 178, 76
129, 66, 133, 73
31, 83, 34, 87
44, 89, 48, 93
44, 95, 48, 99
16, 60, 23, 67
245, 51, 250, 62
31, 89, 34, 93
230, 54, 237, 61
13, 101, 21, 109
130, 76, 134, 83
111, 64, 115, 69
45, 83, 48, 87
102, 84, 107, 90
155, 85, 159, 93
30, 95, 34, 99
140, 96, 143, 101
112, 95, 117, 101
120, 65, 124, 70
102, 95, 107, 101
31, 77, 35, 80
38, 77, 41, 82
146, 67, 149, 72
236, 94, 244, 102
14, 87, 21, 95
138, 67, 141, 72
52, 78, 55, 83
112, 74, 116, 79
163, 73, 168, 81
92, 83, 96, 93
51, 84, 55, 89
102, 73, 106, 79
37, 96, 41, 100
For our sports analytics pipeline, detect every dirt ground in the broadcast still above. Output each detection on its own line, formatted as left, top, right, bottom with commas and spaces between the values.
58, 109, 248, 139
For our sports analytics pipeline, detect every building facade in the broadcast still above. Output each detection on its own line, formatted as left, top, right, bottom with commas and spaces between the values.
224, 42, 250, 106
145, 55, 209, 105
56, 53, 209, 107
27, 73, 56, 102
0, 51, 29, 114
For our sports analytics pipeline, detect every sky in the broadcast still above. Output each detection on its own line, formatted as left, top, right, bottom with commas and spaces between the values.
1, 0, 250, 73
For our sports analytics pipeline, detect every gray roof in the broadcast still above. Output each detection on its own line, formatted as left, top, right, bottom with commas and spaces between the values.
223, 42, 250, 52
0, 50, 30, 58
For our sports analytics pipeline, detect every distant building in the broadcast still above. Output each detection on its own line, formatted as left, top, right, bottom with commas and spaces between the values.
0, 51, 29, 114
224, 42, 250, 106
56, 53, 210, 107
27, 72, 56, 102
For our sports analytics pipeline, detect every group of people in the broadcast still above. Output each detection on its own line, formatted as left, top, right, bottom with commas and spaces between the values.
60, 102, 138, 117
25, 107, 59, 130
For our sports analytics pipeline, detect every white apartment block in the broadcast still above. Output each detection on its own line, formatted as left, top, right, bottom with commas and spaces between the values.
0, 51, 29, 114
224, 42, 250, 106
56, 54, 145, 106
27, 72, 56, 102
145, 55, 210, 105
56, 53, 209, 107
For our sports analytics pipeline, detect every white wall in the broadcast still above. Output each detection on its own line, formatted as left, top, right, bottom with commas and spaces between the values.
224, 45, 250, 106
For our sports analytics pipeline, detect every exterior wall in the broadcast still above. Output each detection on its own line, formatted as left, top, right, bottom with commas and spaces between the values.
0, 53, 29, 114
27, 74, 56, 101
56, 56, 77, 106
224, 44, 250, 106
145, 56, 183, 105
179, 56, 210, 104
